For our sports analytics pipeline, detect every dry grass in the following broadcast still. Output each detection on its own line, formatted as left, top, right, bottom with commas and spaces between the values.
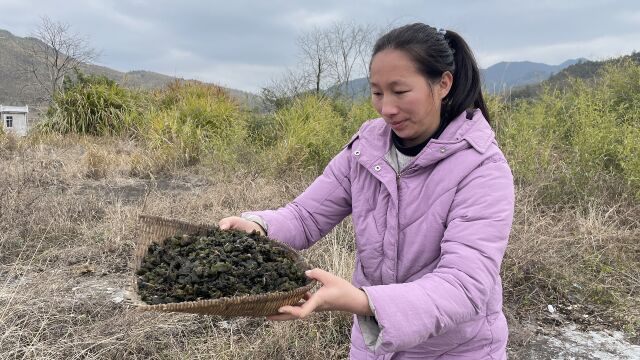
504, 185, 640, 344
1, 134, 638, 359
0, 134, 353, 359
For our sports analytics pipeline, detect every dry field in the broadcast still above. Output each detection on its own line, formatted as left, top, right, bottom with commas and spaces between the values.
1, 134, 638, 359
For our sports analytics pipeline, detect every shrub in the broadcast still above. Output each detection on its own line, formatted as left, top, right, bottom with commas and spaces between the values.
495, 60, 640, 202
495, 88, 565, 185
268, 94, 345, 175
245, 114, 280, 150
343, 99, 378, 138
40, 73, 145, 136
141, 81, 246, 168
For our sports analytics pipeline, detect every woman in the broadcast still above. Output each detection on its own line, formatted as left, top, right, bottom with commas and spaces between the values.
219, 23, 514, 359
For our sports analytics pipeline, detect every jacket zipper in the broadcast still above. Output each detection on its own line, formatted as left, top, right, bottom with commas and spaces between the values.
395, 170, 403, 283
394, 167, 414, 282
397, 172, 400, 283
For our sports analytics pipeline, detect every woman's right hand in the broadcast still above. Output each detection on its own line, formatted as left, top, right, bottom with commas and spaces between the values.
218, 216, 266, 236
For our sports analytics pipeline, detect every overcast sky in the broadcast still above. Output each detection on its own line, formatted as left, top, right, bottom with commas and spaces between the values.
1, 0, 639, 93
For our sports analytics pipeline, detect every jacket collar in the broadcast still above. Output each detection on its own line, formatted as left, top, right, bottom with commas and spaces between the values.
435, 108, 495, 153
353, 109, 495, 170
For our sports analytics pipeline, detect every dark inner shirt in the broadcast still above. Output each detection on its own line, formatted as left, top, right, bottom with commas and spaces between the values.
391, 118, 448, 156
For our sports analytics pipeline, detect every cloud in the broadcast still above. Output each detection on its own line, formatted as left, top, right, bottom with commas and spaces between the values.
166, 48, 198, 62
2, 0, 640, 93
277, 9, 344, 30
618, 10, 640, 24
87, 0, 154, 31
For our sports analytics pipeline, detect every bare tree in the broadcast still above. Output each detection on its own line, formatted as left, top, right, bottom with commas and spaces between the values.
356, 25, 378, 84
260, 67, 312, 111
325, 21, 375, 97
23, 16, 97, 102
262, 21, 378, 108
297, 28, 330, 94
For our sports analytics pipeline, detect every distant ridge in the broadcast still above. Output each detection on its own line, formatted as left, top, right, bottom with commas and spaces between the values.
0, 28, 258, 108
481, 58, 586, 94
326, 58, 586, 99
509, 52, 640, 99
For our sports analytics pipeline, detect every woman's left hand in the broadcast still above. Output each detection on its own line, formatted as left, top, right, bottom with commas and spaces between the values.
266, 268, 374, 321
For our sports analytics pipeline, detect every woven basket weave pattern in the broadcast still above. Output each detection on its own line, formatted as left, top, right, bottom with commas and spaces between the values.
130, 215, 315, 316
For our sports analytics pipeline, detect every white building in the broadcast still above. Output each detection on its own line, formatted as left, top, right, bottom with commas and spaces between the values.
0, 105, 29, 136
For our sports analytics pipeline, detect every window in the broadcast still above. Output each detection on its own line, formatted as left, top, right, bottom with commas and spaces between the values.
5, 116, 13, 128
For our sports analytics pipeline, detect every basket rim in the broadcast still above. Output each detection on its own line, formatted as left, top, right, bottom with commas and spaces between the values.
129, 214, 318, 313
129, 279, 316, 311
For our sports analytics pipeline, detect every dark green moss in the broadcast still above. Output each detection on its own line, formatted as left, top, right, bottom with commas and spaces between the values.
137, 228, 309, 305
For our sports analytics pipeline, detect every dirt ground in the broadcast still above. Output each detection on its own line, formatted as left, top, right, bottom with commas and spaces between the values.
1, 139, 638, 359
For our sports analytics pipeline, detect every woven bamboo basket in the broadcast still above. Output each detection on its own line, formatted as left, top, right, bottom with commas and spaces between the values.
129, 215, 316, 317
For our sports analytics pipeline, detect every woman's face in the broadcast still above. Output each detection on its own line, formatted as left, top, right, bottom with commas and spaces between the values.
370, 49, 452, 147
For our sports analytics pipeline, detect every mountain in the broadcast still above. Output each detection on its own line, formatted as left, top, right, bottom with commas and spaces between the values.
0, 29, 39, 104
326, 58, 585, 100
0, 28, 258, 109
509, 52, 640, 99
481, 58, 585, 94
326, 77, 371, 99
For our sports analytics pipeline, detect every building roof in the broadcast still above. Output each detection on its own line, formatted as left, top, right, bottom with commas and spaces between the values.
0, 105, 29, 113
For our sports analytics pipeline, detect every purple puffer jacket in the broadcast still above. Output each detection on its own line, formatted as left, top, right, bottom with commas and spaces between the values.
243, 109, 515, 359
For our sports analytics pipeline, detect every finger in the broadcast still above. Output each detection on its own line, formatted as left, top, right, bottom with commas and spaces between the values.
305, 268, 333, 284
266, 313, 300, 321
303, 292, 311, 301
276, 306, 308, 319
279, 293, 311, 312
218, 218, 231, 230
278, 293, 321, 319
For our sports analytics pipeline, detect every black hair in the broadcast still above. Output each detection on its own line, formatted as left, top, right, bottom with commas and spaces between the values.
371, 23, 490, 124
